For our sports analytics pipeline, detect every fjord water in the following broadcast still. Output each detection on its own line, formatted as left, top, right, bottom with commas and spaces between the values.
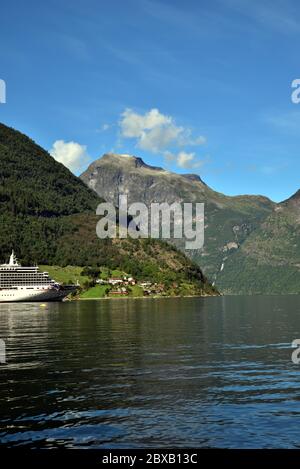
1, 296, 300, 448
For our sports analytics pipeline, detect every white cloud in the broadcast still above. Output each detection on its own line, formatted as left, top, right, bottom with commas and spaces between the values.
119, 108, 206, 155
177, 151, 197, 169
165, 151, 205, 169
120, 108, 171, 139
139, 123, 182, 152
49, 140, 89, 172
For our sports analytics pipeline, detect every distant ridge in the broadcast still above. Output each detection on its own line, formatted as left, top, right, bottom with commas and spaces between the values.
280, 189, 300, 210
182, 173, 206, 184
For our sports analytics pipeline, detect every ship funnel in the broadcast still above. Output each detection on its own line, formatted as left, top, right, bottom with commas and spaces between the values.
9, 250, 18, 266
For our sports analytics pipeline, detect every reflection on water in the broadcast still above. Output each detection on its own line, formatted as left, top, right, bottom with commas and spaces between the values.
0, 296, 300, 448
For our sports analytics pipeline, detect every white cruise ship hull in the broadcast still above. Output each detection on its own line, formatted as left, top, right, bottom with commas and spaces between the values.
0, 287, 74, 303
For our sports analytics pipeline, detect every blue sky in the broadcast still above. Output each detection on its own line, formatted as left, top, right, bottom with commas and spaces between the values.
1, 0, 300, 202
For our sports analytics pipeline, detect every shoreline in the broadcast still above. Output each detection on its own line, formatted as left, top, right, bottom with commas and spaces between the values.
72, 293, 219, 301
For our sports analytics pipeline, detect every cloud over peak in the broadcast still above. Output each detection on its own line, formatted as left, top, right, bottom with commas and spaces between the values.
119, 107, 206, 155
165, 150, 206, 169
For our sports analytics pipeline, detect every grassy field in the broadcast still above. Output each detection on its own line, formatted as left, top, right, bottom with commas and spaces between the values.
128, 285, 144, 297
80, 285, 108, 298
39, 265, 89, 286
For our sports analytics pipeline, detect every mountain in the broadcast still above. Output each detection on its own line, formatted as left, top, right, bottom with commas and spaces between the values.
216, 190, 300, 294
81, 153, 276, 293
0, 123, 216, 295
80, 153, 209, 206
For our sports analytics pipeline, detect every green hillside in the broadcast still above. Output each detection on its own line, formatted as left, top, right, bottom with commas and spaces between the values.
216, 200, 300, 294
0, 122, 217, 296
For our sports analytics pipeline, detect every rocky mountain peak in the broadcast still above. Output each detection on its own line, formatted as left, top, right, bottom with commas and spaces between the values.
80, 152, 210, 207
100, 153, 164, 171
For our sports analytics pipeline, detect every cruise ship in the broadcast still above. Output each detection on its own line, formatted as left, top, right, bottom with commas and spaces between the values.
0, 251, 77, 302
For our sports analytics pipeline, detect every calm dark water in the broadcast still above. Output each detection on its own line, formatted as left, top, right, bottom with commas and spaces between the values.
1, 296, 300, 448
